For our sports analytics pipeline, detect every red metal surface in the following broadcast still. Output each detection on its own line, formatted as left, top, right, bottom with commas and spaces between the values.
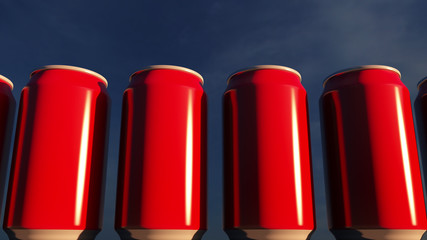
0, 76, 14, 163
0, 75, 15, 214
4, 66, 110, 230
223, 66, 315, 230
321, 66, 427, 230
115, 66, 207, 230
415, 78, 427, 201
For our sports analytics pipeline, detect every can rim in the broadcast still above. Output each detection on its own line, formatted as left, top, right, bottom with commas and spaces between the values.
30, 65, 108, 87
323, 65, 401, 88
227, 65, 302, 85
0, 75, 14, 90
417, 77, 427, 90
129, 65, 204, 85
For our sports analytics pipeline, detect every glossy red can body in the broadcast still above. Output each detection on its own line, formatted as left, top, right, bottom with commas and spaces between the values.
321, 66, 427, 240
4, 66, 110, 240
415, 78, 427, 198
115, 65, 207, 240
223, 66, 315, 240
0, 75, 15, 212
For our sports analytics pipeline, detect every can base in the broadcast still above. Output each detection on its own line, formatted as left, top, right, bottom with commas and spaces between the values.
225, 229, 313, 240
116, 229, 205, 240
331, 229, 425, 240
5, 229, 99, 240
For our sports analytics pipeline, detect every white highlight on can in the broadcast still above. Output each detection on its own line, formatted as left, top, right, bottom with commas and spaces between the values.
395, 87, 417, 226
75, 92, 92, 226
291, 89, 303, 226
185, 92, 194, 226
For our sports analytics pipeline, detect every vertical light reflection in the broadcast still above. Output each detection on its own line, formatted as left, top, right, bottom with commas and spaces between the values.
74, 92, 92, 226
229, 91, 240, 225
330, 92, 352, 226
291, 89, 303, 226
185, 92, 194, 226
395, 87, 417, 226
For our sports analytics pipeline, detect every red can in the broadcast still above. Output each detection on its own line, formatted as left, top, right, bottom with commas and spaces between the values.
4, 65, 110, 240
0, 75, 15, 210
223, 65, 315, 240
115, 65, 207, 240
415, 78, 427, 199
321, 65, 427, 240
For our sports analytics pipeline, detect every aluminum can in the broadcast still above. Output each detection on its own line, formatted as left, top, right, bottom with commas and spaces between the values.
320, 65, 427, 240
0, 75, 15, 213
4, 65, 110, 240
223, 65, 315, 240
115, 65, 207, 240
415, 78, 427, 189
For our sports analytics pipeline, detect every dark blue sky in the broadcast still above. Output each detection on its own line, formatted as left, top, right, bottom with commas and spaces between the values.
2, 1, 427, 239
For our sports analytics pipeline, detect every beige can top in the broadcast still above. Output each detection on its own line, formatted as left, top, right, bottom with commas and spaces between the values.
323, 65, 401, 88
130, 65, 204, 85
227, 65, 302, 85
418, 77, 427, 90
31, 65, 108, 87
0, 75, 13, 89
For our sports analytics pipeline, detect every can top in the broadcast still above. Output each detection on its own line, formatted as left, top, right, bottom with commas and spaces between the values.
130, 65, 204, 85
30, 65, 108, 87
227, 65, 302, 85
417, 77, 427, 90
323, 65, 401, 88
0, 75, 14, 90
